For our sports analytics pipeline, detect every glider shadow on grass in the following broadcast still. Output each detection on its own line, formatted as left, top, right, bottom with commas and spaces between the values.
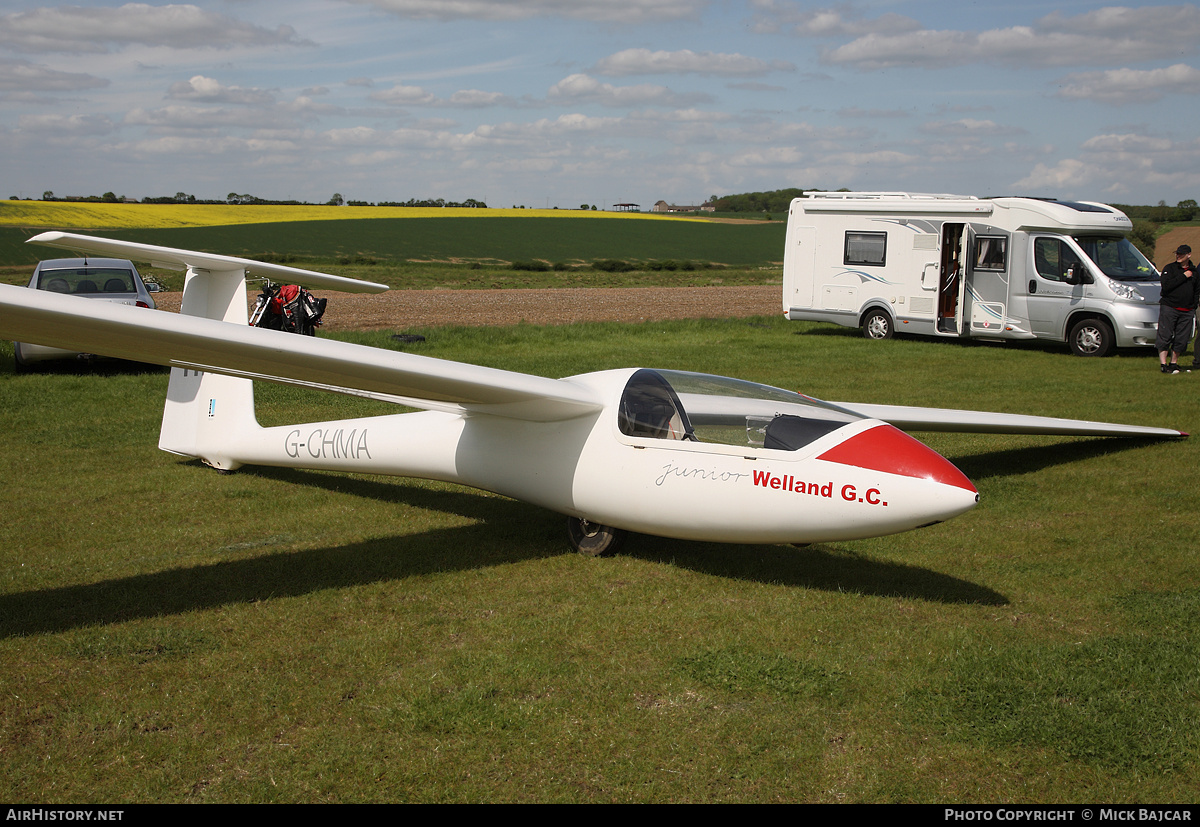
2, 441, 1074, 639
0, 434, 1166, 637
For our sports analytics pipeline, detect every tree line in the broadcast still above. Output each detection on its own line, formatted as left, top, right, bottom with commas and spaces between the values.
17, 191, 487, 208
708, 188, 812, 213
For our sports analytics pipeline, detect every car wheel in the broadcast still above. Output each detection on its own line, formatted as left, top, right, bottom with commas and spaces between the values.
1069, 318, 1114, 357
862, 309, 894, 340
566, 517, 626, 557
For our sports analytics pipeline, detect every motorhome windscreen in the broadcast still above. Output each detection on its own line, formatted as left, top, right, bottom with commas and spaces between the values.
1073, 236, 1158, 281
619, 369, 862, 450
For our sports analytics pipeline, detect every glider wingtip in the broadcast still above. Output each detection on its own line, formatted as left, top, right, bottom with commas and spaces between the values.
26, 230, 66, 244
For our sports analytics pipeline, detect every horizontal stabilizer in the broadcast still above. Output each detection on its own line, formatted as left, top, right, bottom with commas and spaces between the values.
831, 401, 1186, 439
27, 231, 388, 294
0, 284, 601, 422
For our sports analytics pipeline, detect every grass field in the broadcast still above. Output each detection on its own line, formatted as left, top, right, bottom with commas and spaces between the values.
1, 318, 1197, 803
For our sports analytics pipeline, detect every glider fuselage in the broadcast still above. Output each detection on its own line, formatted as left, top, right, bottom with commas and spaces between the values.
193, 367, 979, 544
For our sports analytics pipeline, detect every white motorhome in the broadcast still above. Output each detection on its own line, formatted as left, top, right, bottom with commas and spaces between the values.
782, 192, 1161, 356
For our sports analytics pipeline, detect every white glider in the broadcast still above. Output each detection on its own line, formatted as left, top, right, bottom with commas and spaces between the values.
0, 232, 1185, 554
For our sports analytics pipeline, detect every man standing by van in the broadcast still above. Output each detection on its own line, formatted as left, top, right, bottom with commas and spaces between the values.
1158, 244, 1197, 373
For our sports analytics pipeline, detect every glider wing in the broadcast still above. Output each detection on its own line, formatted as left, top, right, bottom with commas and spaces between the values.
26, 231, 388, 294
0, 284, 601, 421
829, 401, 1185, 439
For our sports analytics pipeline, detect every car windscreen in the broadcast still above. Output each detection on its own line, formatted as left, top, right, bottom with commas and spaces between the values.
37, 268, 137, 294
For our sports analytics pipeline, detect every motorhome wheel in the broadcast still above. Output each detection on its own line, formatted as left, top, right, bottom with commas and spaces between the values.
862, 309, 894, 340
1069, 318, 1115, 357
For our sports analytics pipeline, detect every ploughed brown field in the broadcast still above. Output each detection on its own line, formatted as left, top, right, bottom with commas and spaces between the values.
1156, 226, 1200, 269
156, 285, 782, 331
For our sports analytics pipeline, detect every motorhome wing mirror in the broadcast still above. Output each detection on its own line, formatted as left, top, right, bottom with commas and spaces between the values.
1065, 263, 1093, 285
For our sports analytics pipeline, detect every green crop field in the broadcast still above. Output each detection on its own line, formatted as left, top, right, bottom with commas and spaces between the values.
1, 317, 1197, 803
0, 203, 784, 272
0, 219, 784, 269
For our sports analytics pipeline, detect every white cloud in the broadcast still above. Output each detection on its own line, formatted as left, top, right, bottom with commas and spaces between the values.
749, 2, 922, 38
447, 89, 516, 108
335, 0, 708, 23
474, 113, 623, 141
838, 107, 911, 120
1011, 159, 1091, 191
1039, 5, 1200, 39
547, 74, 712, 108
630, 108, 733, 124
168, 76, 276, 106
125, 98, 336, 132
0, 58, 108, 92
17, 113, 117, 136
1080, 133, 1200, 180
324, 126, 384, 146
820, 149, 920, 168
0, 4, 309, 54
919, 119, 1026, 138
127, 135, 300, 157
593, 48, 794, 77
819, 5, 1200, 70
1010, 131, 1200, 197
728, 81, 787, 93
369, 84, 438, 106
1055, 64, 1200, 104
367, 84, 516, 108
126, 105, 277, 131
1082, 134, 1174, 154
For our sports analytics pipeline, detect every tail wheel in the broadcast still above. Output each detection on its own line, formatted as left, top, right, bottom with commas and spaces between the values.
862, 308, 894, 340
13, 343, 30, 373
1069, 318, 1115, 357
567, 517, 626, 557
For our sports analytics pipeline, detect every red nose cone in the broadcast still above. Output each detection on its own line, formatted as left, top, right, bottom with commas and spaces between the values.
817, 424, 976, 492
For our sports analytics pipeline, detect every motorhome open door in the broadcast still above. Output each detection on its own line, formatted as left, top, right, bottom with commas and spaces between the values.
937, 223, 968, 335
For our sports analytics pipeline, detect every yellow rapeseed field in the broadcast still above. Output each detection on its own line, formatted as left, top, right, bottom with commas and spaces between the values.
0, 201, 699, 230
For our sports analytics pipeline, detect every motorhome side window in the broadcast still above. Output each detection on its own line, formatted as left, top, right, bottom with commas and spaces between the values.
1033, 237, 1083, 283
974, 236, 1007, 271
844, 232, 886, 266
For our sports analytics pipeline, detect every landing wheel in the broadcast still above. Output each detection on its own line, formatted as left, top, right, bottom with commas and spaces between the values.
1069, 317, 1114, 357
862, 308, 894, 340
566, 517, 626, 557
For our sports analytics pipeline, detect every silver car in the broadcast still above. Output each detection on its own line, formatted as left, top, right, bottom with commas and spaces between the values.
13, 257, 158, 370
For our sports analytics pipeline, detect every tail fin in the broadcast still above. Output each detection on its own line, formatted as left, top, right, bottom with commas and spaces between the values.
158, 266, 259, 470
22, 232, 391, 469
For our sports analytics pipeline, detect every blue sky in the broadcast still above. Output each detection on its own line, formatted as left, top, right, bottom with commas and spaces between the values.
2, 1, 1198, 208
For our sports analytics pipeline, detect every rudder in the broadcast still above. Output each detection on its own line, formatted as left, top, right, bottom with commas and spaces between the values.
158, 267, 260, 469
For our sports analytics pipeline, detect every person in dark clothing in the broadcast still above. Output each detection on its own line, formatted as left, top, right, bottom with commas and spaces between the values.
1157, 244, 1197, 373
